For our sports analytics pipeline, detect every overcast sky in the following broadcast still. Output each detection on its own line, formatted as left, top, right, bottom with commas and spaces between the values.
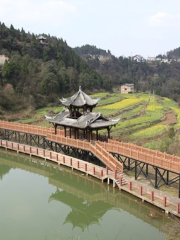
0, 0, 180, 58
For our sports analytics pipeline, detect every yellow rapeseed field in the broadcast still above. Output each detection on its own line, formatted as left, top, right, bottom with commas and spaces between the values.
130, 124, 168, 139
146, 105, 163, 111
163, 97, 171, 101
102, 98, 144, 110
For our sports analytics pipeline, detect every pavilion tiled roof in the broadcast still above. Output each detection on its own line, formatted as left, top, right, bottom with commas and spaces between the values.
60, 86, 100, 107
45, 109, 120, 129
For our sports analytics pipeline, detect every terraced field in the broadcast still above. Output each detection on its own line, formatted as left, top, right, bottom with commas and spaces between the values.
17, 90, 180, 155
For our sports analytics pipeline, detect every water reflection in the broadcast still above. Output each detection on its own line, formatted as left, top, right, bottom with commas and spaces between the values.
0, 150, 171, 240
0, 164, 11, 179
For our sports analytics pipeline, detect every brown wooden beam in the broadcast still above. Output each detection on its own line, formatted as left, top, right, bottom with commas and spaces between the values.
70, 127, 72, 138
107, 127, 110, 139
96, 130, 98, 141
55, 124, 57, 135
64, 126, 67, 137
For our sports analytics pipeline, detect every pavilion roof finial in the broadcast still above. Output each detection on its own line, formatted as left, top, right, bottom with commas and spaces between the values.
60, 86, 100, 108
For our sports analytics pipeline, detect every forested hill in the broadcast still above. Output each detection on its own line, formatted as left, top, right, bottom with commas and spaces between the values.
167, 47, 180, 59
0, 23, 111, 112
74, 44, 111, 57
74, 45, 180, 105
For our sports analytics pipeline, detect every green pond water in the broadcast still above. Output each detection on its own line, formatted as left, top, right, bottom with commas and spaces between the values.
0, 150, 177, 240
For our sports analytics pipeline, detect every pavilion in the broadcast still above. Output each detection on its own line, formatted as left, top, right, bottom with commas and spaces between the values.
46, 86, 120, 141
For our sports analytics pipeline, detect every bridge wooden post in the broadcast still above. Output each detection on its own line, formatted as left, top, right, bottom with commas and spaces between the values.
129, 182, 132, 191
176, 203, 180, 214
23, 145, 25, 152
163, 197, 167, 207
11, 142, 13, 149
85, 163, 87, 172
93, 167, 95, 175
155, 167, 158, 189
30, 147, 31, 153
146, 164, 149, 176
6, 141, 8, 147
166, 171, 169, 185
140, 186, 142, 196
77, 161, 79, 169
0, 139, 2, 146
56, 154, 58, 161
101, 170, 103, 177
127, 158, 130, 170
114, 169, 117, 179
70, 158, 72, 166
135, 160, 137, 180
106, 166, 108, 175
119, 177, 122, 187
151, 191, 154, 201
17, 144, 19, 151
36, 148, 38, 155
43, 149, 45, 157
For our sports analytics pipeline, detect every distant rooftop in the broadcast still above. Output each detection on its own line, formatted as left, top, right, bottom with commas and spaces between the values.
122, 83, 134, 86
36, 35, 47, 40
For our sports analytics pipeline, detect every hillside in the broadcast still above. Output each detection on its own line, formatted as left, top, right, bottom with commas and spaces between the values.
0, 23, 111, 113
167, 47, 180, 59
73, 45, 180, 105
15, 90, 180, 156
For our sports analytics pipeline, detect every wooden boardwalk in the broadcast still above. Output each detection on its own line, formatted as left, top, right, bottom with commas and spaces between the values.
0, 120, 180, 217
0, 139, 180, 218
0, 120, 180, 175
0, 139, 125, 184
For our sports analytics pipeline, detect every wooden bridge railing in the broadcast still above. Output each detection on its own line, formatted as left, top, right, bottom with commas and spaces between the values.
108, 139, 180, 163
46, 134, 123, 172
99, 139, 180, 174
1, 119, 180, 174
0, 120, 64, 136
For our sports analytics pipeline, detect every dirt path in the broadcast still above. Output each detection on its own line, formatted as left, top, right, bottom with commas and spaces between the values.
159, 110, 177, 125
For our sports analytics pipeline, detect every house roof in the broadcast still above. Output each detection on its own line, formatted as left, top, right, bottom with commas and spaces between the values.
122, 83, 134, 87
45, 109, 120, 129
60, 86, 100, 108
36, 35, 47, 40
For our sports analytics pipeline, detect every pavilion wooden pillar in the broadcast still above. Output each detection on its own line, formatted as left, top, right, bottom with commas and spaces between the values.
88, 129, 90, 142
70, 127, 72, 138
107, 127, 110, 139
64, 127, 67, 137
90, 130, 93, 141
74, 128, 76, 139
96, 130, 98, 141
55, 124, 57, 135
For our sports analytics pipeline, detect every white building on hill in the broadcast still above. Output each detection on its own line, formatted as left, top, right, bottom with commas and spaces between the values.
0, 55, 9, 66
120, 84, 134, 94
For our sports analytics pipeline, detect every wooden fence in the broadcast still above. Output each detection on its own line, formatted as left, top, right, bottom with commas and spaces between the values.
1, 120, 180, 174
99, 139, 180, 174
0, 120, 63, 136
46, 134, 123, 172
